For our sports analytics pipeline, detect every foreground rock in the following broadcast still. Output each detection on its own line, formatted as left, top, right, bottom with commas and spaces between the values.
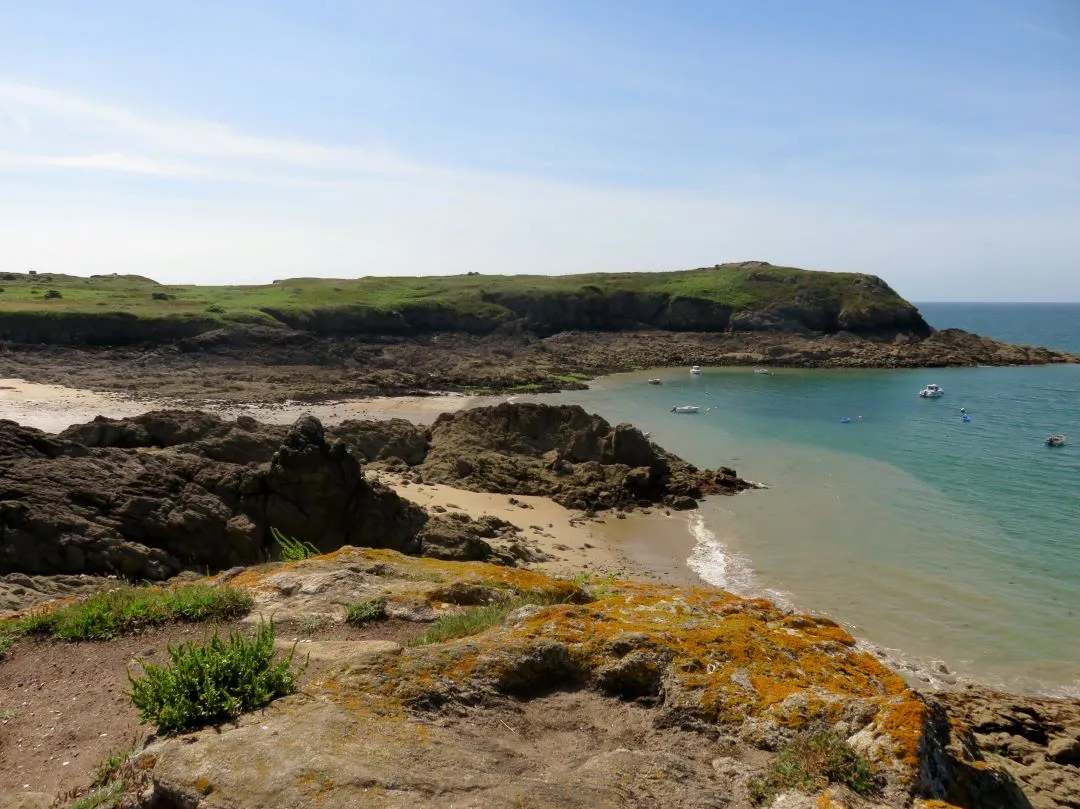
121, 548, 1025, 809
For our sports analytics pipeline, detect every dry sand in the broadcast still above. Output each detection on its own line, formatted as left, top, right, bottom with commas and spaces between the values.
0, 377, 475, 432
372, 472, 705, 588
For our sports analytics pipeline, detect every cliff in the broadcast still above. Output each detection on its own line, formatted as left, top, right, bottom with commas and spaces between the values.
0, 262, 927, 346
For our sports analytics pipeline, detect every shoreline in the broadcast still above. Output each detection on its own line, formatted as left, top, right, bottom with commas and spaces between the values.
3, 376, 1077, 701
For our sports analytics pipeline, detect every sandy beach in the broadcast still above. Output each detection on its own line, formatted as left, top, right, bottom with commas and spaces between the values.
371, 471, 705, 588
0, 377, 476, 432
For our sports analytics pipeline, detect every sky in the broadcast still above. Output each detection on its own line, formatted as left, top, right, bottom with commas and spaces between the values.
0, 1, 1078, 300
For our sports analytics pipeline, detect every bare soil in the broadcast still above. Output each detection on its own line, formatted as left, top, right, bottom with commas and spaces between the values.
0, 617, 423, 799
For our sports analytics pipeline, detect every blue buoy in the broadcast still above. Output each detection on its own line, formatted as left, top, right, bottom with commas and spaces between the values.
840, 417, 851, 423
961, 414, 972, 423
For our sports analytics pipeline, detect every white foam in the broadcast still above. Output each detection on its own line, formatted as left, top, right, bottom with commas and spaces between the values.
685, 511, 794, 610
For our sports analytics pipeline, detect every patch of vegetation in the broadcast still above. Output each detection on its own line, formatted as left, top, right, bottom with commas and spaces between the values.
129, 620, 305, 734
0, 264, 914, 341
747, 731, 879, 804
66, 778, 127, 809
565, 571, 619, 600
345, 597, 388, 626
43, 288, 63, 299
0, 708, 17, 721
506, 383, 544, 393
298, 614, 329, 634
272, 526, 320, 561
551, 372, 591, 383
0, 633, 14, 660
11, 585, 252, 642
410, 592, 567, 646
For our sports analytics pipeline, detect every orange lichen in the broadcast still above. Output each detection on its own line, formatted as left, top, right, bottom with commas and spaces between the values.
873, 695, 930, 771
193, 776, 214, 795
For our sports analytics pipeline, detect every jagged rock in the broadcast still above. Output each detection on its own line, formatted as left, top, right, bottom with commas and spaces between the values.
0, 417, 426, 579
328, 417, 429, 466
418, 403, 753, 512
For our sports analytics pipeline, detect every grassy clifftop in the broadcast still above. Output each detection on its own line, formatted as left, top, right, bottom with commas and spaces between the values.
0, 261, 927, 345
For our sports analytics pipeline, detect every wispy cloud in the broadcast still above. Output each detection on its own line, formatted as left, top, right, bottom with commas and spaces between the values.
0, 80, 455, 181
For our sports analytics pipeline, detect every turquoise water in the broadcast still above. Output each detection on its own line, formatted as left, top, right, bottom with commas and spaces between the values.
538, 307, 1080, 696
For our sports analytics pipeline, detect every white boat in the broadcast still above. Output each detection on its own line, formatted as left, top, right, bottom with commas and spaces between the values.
1046, 434, 1067, 447
918, 383, 945, 398
671, 405, 701, 414
753, 368, 772, 375
689, 365, 703, 375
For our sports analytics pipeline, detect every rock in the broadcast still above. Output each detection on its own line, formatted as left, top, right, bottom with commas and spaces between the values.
1046, 735, 1080, 766
418, 403, 753, 512
328, 418, 429, 466
0, 416, 427, 579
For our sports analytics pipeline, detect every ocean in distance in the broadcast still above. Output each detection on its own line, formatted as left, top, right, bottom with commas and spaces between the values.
538, 303, 1080, 696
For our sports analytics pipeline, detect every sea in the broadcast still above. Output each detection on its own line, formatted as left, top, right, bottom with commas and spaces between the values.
537, 303, 1080, 697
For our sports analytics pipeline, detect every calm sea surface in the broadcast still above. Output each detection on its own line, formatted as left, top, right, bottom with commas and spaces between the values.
538, 303, 1080, 696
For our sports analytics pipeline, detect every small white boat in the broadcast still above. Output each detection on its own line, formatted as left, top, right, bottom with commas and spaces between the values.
918, 383, 945, 398
1046, 434, 1067, 447
753, 368, 773, 375
671, 405, 701, 414
689, 365, 703, 375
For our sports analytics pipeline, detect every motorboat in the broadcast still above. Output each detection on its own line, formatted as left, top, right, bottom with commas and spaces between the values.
1046, 434, 1067, 447
671, 405, 701, 414
918, 383, 944, 398
753, 368, 773, 375
689, 365, 703, 375
648, 378, 663, 385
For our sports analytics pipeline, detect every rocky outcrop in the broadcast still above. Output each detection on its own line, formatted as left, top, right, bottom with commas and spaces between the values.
935, 686, 1080, 809
0, 417, 426, 579
418, 403, 755, 511
125, 548, 1026, 809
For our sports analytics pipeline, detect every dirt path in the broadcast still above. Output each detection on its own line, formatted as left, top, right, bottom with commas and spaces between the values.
0, 618, 422, 798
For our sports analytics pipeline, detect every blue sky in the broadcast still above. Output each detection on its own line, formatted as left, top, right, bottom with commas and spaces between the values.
0, 1, 1077, 300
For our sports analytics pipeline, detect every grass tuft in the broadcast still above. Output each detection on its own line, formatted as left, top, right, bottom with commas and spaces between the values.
410, 592, 567, 647
298, 614, 329, 634
0, 633, 14, 660
128, 620, 305, 734
345, 597, 388, 626
747, 730, 879, 804
12, 585, 252, 642
272, 526, 320, 561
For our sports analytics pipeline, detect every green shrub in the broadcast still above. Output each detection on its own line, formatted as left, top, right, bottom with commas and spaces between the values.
747, 731, 878, 804
0, 633, 13, 660
345, 597, 388, 626
14, 585, 252, 642
298, 614, 329, 634
43, 288, 63, 299
129, 620, 305, 734
272, 527, 320, 561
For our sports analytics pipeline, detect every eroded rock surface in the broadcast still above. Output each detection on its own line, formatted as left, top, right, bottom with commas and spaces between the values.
128, 548, 1026, 809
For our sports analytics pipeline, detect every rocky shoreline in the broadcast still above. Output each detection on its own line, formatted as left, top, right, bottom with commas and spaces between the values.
1, 400, 1078, 808
1, 323, 1075, 404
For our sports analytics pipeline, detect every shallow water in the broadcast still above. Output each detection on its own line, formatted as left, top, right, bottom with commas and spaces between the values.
540, 361, 1080, 696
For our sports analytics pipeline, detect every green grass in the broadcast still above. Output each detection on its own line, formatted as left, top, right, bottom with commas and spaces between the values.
128, 620, 305, 734
0, 263, 915, 337
747, 731, 879, 804
409, 592, 569, 646
272, 527, 320, 562
345, 597, 388, 626
506, 383, 545, 393
0, 633, 13, 660
298, 614, 329, 634
66, 778, 127, 809
8, 585, 253, 642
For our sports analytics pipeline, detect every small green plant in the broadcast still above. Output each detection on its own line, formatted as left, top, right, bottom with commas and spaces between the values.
66, 778, 127, 809
129, 620, 305, 734
43, 288, 63, 299
747, 731, 879, 804
298, 614, 329, 634
13, 585, 252, 642
410, 592, 567, 647
271, 527, 320, 561
0, 708, 17, 721
91, 742, 138, 789
564, 572, 617, 600
205, 303, 224, 313
0, 633, 14, 660
345, 597, 388, 626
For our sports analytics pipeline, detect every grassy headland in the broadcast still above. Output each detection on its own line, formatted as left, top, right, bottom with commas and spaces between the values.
0, 261, 925, 345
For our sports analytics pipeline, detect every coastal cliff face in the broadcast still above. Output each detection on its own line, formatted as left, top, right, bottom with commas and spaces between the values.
0, 262, 928, 346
